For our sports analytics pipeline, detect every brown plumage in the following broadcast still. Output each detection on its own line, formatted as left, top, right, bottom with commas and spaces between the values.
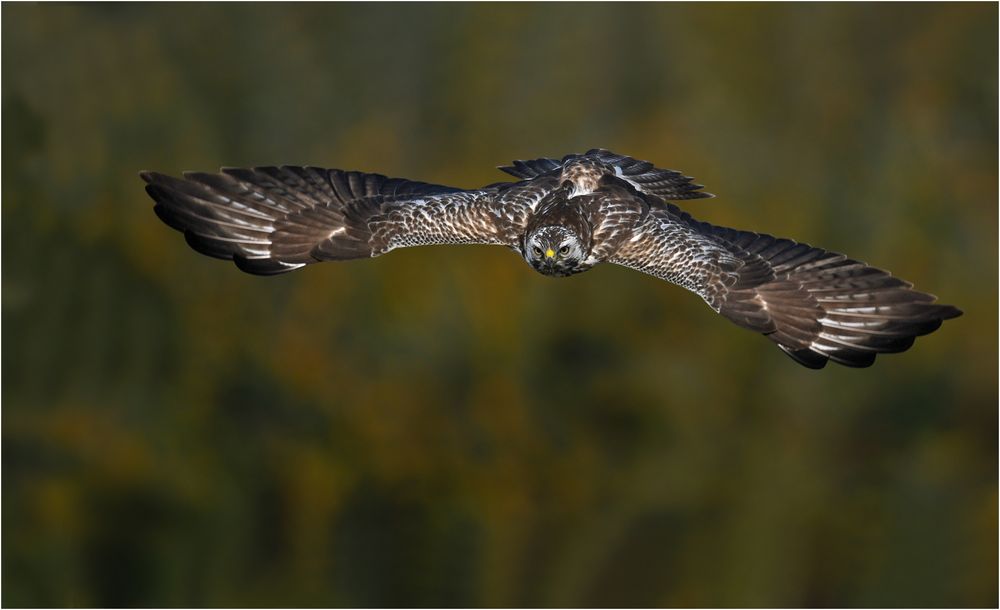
141, 149, 961, 369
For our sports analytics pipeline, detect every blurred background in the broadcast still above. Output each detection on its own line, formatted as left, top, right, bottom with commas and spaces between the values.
2, 3, 996, 607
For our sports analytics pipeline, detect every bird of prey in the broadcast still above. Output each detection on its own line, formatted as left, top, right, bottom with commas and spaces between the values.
141, 149, 961, 369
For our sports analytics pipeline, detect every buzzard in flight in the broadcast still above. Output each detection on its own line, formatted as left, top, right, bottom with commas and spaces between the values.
141, 149, 961, 368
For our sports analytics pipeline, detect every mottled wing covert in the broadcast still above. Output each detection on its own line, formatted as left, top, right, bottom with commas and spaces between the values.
611, 206, 749, 311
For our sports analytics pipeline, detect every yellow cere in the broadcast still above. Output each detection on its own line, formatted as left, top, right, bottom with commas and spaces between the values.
545, 248, 555, 258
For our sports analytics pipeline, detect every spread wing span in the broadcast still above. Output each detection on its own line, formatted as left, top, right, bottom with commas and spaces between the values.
611, 200, 961, 368
142, 153, 961, 369
141, 167, 532, 275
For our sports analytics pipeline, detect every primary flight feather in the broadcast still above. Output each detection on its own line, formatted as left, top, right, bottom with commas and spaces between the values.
141, 148, 961, 369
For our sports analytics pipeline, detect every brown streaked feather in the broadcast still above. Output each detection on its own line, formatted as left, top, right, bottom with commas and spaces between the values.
691, 222, 960, 368
499, 148, 713, 201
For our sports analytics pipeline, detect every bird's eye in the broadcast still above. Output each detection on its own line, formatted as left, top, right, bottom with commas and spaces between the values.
559, 245, 571, 255
532, 246, 543, 257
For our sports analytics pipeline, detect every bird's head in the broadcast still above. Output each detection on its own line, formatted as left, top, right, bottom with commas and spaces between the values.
524, 225, 588, 277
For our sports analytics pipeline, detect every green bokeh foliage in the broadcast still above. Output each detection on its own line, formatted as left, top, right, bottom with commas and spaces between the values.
2, 3, 996, 607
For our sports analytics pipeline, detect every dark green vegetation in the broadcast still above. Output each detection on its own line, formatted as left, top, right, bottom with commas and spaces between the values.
3, 3, 996, 607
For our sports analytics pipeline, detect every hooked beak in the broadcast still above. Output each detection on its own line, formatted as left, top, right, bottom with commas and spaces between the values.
545, 248, 555, 259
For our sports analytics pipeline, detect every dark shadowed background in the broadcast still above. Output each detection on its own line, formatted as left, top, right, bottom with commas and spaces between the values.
3, 3, 997, 607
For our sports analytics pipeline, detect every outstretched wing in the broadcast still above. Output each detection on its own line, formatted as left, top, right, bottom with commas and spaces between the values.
611, 203, 962, 368
498, 148, 713, 201
142, 166, 533, 275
